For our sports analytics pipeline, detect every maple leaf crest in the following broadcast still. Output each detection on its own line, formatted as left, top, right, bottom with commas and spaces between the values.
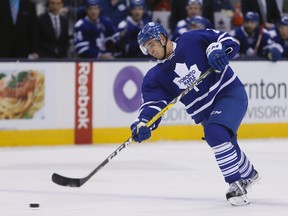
173, 63, 201, 91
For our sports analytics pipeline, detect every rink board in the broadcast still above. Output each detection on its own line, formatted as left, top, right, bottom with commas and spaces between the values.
0, 61, 287, 146
1, 123, 287, 147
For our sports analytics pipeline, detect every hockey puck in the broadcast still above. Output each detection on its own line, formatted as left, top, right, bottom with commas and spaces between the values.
29, 203, 39, 208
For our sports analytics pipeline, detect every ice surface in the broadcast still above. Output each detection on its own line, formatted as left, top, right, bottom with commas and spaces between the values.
1, 139, 288, 216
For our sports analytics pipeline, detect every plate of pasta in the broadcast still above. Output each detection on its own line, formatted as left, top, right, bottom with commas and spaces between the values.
0, 70, 45, 119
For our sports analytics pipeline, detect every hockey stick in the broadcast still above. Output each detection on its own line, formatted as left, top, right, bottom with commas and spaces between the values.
52, 67, 214, 187
254, 26, 263, 56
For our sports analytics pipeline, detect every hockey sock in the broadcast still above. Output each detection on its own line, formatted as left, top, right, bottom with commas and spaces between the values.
231, 135, 254, 179
204, 123, 241, 183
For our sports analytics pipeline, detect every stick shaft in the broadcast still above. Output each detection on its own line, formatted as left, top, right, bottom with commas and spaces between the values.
52, 67, 214, 187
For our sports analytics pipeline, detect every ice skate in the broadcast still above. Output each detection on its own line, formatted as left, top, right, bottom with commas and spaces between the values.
243, 170, 261, 191
226, 180, 250, 206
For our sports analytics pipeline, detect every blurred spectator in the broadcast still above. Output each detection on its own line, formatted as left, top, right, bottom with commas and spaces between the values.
170, 0, 190, 33
172, 15, 207, 41
241, 0, 281, 29
73, 0, 117, 59
230, 11, 283, 61
171, 0, 212, 41
37, 0, 70, 58
56, 0, 86, 41
100, 0, 128, 26
0, 0, 39, 59
202, 0, 234, 28
188, 15, 207, 30
116, 0, 151, 58
58, 0, 86, 21
269, 15, 288, 58
30, 0, 47, 15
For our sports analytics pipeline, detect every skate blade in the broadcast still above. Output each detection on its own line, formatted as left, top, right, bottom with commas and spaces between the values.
228, 195, 250, 206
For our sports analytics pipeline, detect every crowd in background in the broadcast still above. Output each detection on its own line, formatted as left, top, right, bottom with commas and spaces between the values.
0, 0, 288, 61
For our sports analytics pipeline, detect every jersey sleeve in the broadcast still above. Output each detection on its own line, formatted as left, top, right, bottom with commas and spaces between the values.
135, 68, 173, 130
206, 29, 240, 59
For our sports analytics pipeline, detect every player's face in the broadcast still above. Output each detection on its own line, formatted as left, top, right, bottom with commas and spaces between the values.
48, 0, 63, 14
87, 6, 101, 21
130, 7, 144, 22
143, 38, 164, 59
244, 21, 257, 34
279, 25, 288, 40
186, 4, 201, 17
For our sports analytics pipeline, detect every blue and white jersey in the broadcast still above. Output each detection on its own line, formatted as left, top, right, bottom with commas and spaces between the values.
74, 16, 116, 58
138, 29, 242, 126
269, 27, 288, 57
230, 26, 274, 57
117, 15, 151, 57
172, 16, 212, 41
100, 0, 128, 26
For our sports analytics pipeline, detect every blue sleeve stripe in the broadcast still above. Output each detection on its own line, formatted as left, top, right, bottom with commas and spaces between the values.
74, 41, 89, 49
188, 73, 237, 117
77, 46, 89, 54
219, 36, 240, 45
139, 100, 167, 110
217, 32, 227, 42
139, 105, 163, 114
185, 67, 228, 110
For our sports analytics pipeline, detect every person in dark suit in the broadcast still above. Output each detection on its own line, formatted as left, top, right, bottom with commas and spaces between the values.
37, 0, 70, 58
0, 0, 39, 59
241, 0, 281, 29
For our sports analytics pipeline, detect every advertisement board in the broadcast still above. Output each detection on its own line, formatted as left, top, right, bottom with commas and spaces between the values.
231, 61, 288, 123
0, 62, 75, 130
0, 60, 287, 146
92, 61, 288, 127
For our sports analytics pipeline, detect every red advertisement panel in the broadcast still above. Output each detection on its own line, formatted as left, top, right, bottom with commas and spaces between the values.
75, 62, 93, 144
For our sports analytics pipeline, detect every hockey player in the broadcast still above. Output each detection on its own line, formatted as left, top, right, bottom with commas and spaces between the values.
188, 15, 207, 30
172, 15, 208, 41
268, 15, 288, 58
73, 0, 117, 59
230, 11, 283, 61
116, 0, 151, 57
172, 0, 212, 41
130, 21, 260, 206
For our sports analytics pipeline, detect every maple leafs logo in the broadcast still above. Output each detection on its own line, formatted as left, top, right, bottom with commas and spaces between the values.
173, 63, 201, 91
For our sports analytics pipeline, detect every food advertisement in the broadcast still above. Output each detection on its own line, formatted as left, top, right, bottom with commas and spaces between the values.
0, 70, 45, 120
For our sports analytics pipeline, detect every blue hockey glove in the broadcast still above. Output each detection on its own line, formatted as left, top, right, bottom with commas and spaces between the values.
206, 42, 229, 72
130, 121, 151, 143
268, 47, 282, 62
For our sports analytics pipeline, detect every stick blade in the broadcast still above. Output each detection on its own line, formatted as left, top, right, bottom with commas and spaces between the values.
52, 173, 82, 187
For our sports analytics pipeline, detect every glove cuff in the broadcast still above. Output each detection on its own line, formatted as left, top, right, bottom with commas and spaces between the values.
206, 42, 223, 57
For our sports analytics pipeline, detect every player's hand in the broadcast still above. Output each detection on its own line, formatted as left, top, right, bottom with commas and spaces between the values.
206, 42, 228, 73
130, 121, 151, 143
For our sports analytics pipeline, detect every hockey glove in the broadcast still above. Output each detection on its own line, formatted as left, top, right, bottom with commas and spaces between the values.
206, 42, 229, 73
130, 121, 151, 143
268, 47, 282, 62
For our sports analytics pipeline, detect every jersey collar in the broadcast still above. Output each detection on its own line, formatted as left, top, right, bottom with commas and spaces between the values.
157, 42, 177, 63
